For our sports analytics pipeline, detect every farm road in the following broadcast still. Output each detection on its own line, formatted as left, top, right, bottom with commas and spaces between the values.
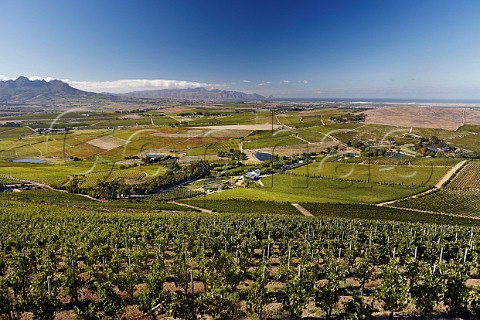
435, 160, 467, 188
376, 160, 468, 206
170, 200, 213, 213
291, 203, 314, 217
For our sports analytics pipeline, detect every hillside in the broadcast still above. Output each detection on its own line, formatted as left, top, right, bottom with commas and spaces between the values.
118, 87, 265, 101
0, 76, 100, 104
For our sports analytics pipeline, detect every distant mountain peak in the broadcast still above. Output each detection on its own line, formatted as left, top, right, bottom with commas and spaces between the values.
118, 87, 266, 101
15, 76, 30, 82
0, 76, 97, 105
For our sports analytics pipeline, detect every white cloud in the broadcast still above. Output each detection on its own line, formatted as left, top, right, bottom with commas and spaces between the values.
302, 80, 308, 84
242, 79, 251, 83
280, 80, 289, 84
29, 76, 57, 82
0, 75, 225, 93
257, 81, 271, 86
0, 75, 57, 82
69, 79, 224, 93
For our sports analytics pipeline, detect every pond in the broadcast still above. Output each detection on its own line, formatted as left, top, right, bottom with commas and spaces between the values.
10, 158, 47, 163
254, 152, 273, 161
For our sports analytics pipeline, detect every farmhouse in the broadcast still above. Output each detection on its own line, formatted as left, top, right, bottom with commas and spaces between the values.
244, 169, 261, 181
35, 127, 68, 134
426, 146, 451, 153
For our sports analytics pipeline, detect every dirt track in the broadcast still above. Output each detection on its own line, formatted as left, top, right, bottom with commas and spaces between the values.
434, 160, 467, 188
291, 203, 314, 217
376, 160, 468, 206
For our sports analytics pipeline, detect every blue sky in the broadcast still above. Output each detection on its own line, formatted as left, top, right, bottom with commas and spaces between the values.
1, 0, 480, 98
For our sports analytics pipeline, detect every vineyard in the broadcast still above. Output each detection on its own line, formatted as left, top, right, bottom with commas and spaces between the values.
446, 161, 480, 190
393, 161, 480, 217
0, 190, 199, 212
3, 201, 480, 319
183, 199, 302, 216
204, 174, 428, 204
78, 170, 147, 188
148, 187, 205, 202
393, 189, 480, 218
288, 161, 449, 187
1, 99, 480, 319
0, 161, 169, 189
299, 202, 480, 226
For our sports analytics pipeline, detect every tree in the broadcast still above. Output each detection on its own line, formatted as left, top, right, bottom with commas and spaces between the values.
353, 258, 373, 292
62, 258, 83, 303
30, 267, 61, 320
0, 277, 17, 320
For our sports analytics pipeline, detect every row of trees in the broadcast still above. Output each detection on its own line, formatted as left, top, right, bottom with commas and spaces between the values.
66, 161, 210, 199
330, 112, 366, 123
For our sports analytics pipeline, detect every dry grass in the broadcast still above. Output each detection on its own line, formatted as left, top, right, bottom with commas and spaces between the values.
365, 107, 480, 131
86, 135, 126, 150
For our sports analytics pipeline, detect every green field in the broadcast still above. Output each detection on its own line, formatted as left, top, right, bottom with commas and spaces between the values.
391, 160, 480, 217
203, 174, 427, 203
0, 161, 167, 187
1, 105, 478, 225
289, 161, 450, 187
243, 134, 303, 149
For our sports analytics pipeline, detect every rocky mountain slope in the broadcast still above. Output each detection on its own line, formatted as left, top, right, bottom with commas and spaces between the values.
118, 87, 265, 101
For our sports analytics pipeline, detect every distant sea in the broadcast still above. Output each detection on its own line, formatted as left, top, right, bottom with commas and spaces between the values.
272, 98, 480, 105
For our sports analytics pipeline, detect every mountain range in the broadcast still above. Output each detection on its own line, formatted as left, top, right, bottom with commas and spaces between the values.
0, 76, 96, 104
118, 87, 265, 101
0, 77, 266, 106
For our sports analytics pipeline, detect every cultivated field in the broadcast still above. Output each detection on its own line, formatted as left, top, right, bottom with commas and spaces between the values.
447, 161, 480, 190
393, 160, 480, 217
2, 103, 480, 320
202, 174, 427, 204
289, 161, 450, 187
2, 201, 480, 319
365, 106, 480, 130
0, 104, 478, 225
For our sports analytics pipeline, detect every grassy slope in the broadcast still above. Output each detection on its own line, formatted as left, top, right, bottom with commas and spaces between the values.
0, 161, 167, 186
289, 161, 450, 187
204, 174, 427, 204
